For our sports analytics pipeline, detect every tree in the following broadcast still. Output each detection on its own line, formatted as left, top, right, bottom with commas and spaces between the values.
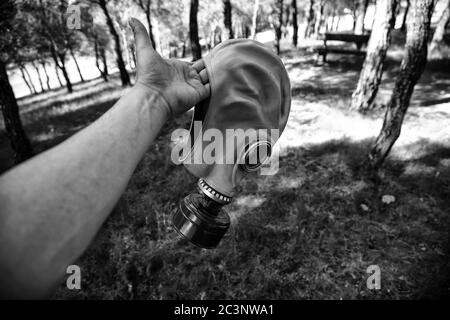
351, 0, 398, 112
223, 0, 234, 40
18, 64, 37, 95
313, 0, 326, 38
68, 32, 86, 83
30, 0, 74, 93
304, 0, 316, 38
367, 0, 435, 169
0, 0, 33, 163
92, 24, 110, 82
292, 0, 298, 46
190, 0, 202, 61
354, 0, 369, 34
429, 0, 450, 59
250, 0, 260, 39
40, 60, 52, 91
134, 0, 157, 49
31, 61, 45, 93
274, 0, 284, 55
22, 0, 75, 93
97, 0, 131, 86
401, 0, 410, 31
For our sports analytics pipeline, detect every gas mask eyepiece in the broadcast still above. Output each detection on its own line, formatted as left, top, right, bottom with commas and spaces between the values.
172, 39, 291, 249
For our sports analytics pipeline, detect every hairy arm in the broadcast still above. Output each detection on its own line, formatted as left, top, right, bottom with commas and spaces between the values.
0, 18, 209, 298
0, 86, 167, 298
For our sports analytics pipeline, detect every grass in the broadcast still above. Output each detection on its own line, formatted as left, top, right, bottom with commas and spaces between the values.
0, 43, 449, 300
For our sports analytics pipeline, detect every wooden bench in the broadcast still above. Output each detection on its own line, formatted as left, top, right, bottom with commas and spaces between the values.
316, 32, 370, 63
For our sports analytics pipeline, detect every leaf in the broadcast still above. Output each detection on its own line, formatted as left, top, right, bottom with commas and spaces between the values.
360, 204, 369, 212
381, 195, 396, 204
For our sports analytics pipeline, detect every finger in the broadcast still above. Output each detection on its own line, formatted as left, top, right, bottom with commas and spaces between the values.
192, 59, 205, 73
199, 83, 211, 101
129, 18, 154, 54
199, 69, 209, 84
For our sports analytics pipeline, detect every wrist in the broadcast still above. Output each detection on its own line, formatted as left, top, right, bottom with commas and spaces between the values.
132, 82, 172, 118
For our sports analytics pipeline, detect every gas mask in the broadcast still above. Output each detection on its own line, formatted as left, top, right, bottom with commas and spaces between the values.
172, 39, 291, 248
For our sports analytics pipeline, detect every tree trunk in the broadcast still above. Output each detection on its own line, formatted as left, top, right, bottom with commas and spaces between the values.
19, 65, 35, 95
304, 0, 315, 38
213, 25, 222, 46
292, 0, 298, 46
189, 0, 202, 61
142, 0, 156, 49
182, 38, 187, 58
367, 0, 434, 170
50, 44, 72, 92
223, 0, 234, 40
351, 0, 398, 113
0, 60, 33, 163
251, 0, 260, 40
94, 36, 108, 82
31, 61, 45, 93
429, 0, 450, 58
354, 0, 370, 34
101, 48, 109, 80
334, 15, 341, 31
117, 21, 132, 69
54, 63, 64, 87
99, 0, 130, 86
313, 0, 325, 37
58, 53, 73, 93
329, 10, 337, 32
22, 65, 37, 94
275, 0, 284, 55
401, 0, 410, 31
284, 2, 291, 38
70, 48, 85, 83
41, 61, 51, 90
234, 17, 245, 38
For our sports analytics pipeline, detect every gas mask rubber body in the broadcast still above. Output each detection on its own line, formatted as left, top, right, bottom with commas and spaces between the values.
172, 39, 291, 248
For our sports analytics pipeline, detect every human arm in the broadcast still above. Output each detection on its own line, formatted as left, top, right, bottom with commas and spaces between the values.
0, 18, 209, 298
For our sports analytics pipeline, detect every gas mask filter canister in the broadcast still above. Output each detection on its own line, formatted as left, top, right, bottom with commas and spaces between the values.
172, 39, 291, 249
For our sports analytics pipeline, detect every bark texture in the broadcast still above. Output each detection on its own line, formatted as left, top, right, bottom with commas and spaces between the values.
368, 0, 435, 169
429, 0, 450, 58
351, 0, 398, 112
0, 60, 33, 163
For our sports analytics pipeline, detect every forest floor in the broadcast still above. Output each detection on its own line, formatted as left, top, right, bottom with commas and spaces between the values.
0, 41, 449, 299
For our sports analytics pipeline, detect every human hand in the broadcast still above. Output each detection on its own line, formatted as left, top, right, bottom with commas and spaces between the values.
129, 18, 210, 116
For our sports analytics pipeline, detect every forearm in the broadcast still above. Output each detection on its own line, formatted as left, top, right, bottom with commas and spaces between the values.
0, 85, 168, 298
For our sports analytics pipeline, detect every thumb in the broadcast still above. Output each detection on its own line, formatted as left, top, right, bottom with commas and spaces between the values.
129, 18, 154, 53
